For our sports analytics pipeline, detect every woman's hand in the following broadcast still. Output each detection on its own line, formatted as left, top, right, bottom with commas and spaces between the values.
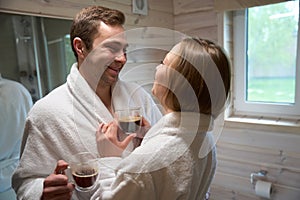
96, 121, 135, 157
137, 117, 151, 138
132, 117, 151, 148
41, 160, 74, 200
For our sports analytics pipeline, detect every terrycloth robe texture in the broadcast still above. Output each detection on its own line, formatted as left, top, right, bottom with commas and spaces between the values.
0, 76, 32, 199
92, 112, 216, 200
12, 63, 162, 200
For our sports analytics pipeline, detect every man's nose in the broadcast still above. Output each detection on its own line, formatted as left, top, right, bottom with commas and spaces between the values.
115, 53, 127, 64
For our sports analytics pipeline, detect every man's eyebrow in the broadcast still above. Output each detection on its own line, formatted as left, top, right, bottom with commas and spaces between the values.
104, 40, 128, 48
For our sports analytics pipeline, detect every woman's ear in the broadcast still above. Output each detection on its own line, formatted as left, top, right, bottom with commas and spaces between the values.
73, 37, 86, 60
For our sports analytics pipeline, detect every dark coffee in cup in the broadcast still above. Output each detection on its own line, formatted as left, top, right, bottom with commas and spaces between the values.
72, 168, 98, 188
119, 116, 141, 133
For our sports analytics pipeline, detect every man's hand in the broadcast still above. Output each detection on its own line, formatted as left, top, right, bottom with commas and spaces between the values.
41, 160, 74, 200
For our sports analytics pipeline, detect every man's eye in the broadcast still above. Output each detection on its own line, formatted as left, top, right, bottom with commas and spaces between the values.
108, 47, 119, 53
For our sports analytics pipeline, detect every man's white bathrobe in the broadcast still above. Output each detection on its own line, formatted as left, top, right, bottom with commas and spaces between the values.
92, 112, 216, 200
12, 64, 162, 200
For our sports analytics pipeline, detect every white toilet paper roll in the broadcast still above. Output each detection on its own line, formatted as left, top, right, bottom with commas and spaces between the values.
255, 180, 273, 199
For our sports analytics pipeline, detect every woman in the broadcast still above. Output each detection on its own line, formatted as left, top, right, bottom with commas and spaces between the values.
94, 37, 231, 200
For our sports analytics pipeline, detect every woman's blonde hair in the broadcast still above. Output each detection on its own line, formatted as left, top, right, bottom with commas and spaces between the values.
163, 37, 231, 118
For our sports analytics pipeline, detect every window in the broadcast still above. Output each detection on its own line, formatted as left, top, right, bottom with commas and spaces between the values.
233, 0, 300, 118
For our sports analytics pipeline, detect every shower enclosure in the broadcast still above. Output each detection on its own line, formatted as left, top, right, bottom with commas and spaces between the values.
0, 12, 74, 102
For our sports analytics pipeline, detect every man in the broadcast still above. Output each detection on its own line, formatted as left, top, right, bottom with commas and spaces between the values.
12, 6, 161, 200
0, 75, 32, 199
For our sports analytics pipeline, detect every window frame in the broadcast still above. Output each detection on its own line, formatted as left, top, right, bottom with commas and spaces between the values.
232, 4, 300, 119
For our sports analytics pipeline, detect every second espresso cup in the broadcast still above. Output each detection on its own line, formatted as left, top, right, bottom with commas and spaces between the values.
69, 152, 99, 192
115, 108, 142, 134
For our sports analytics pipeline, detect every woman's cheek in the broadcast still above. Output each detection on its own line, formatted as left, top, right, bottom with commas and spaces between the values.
152, 83, 167, 102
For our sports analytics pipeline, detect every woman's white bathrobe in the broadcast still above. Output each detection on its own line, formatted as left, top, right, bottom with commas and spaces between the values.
12, 64, 162, 200
92, 112, 216, 200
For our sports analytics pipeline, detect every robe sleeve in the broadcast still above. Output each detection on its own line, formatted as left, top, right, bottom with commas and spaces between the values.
13, 115, 100, 200
93, 172, 156, 200
12, 119, 58, 200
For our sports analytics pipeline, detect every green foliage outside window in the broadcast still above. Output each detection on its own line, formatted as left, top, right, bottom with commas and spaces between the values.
247, 1, 298, 103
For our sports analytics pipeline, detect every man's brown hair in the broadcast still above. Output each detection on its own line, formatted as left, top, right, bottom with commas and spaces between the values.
70, 6, 125, 60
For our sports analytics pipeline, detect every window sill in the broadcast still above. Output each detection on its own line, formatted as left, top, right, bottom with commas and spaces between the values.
224, 115, 300, 133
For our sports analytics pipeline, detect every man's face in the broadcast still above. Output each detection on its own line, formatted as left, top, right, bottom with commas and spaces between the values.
80, 22, 128, 88
93, 23, 128, 86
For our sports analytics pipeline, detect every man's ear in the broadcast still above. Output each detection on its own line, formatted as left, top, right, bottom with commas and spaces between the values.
73, 37, 86, 60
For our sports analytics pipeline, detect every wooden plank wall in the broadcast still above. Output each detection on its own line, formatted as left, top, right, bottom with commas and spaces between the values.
212, 124, 300, 200
173, 0, 218, 42
174, 0, 300, 199
0, 0, 173, 26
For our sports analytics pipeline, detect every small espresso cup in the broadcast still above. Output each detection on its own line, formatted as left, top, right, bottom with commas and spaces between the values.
68, 152, 99, 192
115, 107, 142, 134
